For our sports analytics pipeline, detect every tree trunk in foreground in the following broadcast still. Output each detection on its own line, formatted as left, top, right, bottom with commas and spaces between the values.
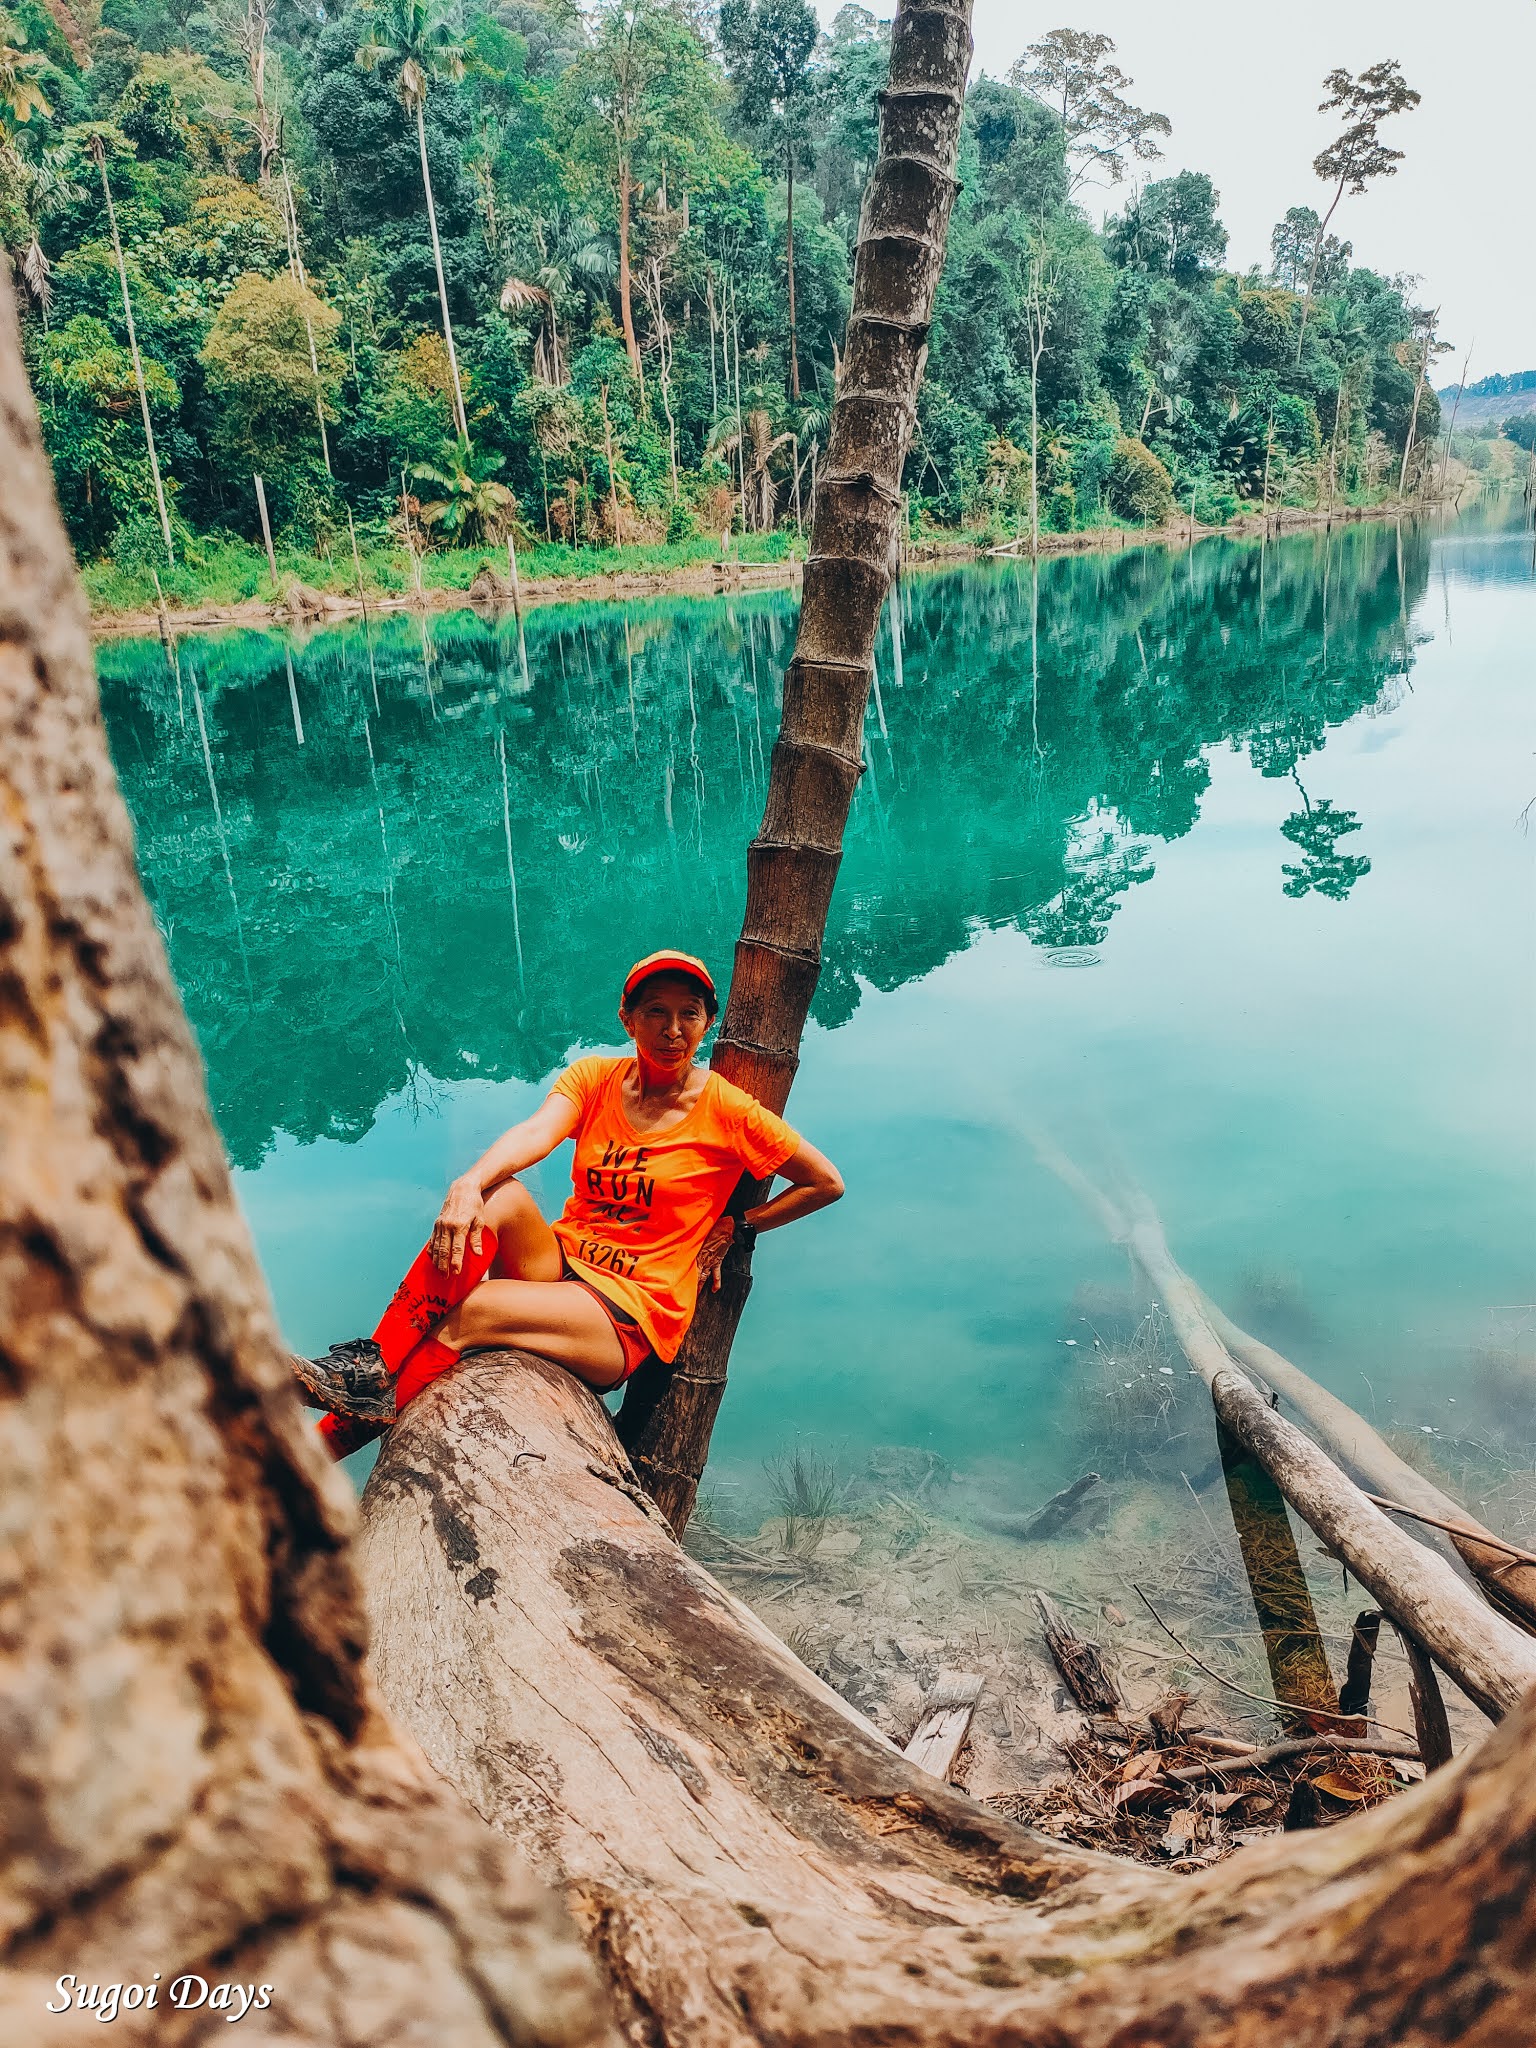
362, 1351, 1536, 2047
0, 273, 605, 2046
619, 0, 975, 1531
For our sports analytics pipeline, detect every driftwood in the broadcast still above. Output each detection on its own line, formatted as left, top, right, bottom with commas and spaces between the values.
1217, 1423, 1339, 1724
1033, 1591, 1124, 1714
1033, 1139, 1536, 1721
1164, 1736, 1422, 1787
977, 1471, 1102, 1542
1039, 1130, 1536, 1626
356, 1352, 1536, 2045
278, 577, 340, 620
1207, 1380, 1536, 1720
902, 1671, 984, 1781
1339, 1611, 1383, 1719
1400, 1630, 1456, 1771
1197, 1290, 1536, 1629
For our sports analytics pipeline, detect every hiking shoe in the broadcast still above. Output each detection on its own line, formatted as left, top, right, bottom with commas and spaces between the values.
290, 1338, 396, 1422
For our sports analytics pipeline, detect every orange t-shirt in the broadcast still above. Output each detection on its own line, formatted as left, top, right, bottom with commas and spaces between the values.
548, 1056, 799, 1363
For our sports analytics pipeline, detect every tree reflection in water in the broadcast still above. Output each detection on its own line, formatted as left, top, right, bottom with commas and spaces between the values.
97, 519, 1428, 1170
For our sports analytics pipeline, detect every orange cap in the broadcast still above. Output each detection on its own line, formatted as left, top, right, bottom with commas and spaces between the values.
622, 950, 716, 1003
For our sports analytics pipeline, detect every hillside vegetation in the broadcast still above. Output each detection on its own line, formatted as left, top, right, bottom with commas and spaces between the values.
1, 1, 1454, 611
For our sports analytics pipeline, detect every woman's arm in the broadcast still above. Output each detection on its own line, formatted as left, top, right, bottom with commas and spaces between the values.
744, 1136, 844, 1233
697, 1137, 844, 1289
431, 1093, 580, 1274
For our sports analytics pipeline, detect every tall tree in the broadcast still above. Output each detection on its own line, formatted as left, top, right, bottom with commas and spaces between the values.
87, 129, 175, 565
555, 0, 720, 384
719, 0, 820, 400
1008, 27, 1170, 197
1022, 229, 1058, 554
205, 0, 282, 186
1397, 302, 1447, 496
356, 0, 471, 441
1295, 58, 1419, 359
617, 0, 975, 1533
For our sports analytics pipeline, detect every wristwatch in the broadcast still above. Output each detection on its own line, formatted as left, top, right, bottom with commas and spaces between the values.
733, 1220, 759, 1255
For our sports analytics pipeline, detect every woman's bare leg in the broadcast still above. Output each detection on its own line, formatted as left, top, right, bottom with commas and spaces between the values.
434, 1280, 626, 1389
482, 1179, 563, 1282
414, 1179, 626, 1390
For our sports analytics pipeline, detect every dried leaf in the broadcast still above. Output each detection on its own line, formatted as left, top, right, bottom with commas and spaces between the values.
1159, 1808, 1201, 1853
1102, 1603, 1128, 1627
1312, 1770, 1368, 1803
1117, 1749, 1165, 1784
1111, 1776, 1168, 1811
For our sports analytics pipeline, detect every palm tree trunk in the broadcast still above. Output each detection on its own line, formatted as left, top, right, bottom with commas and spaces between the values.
280, 166, 332, 475
786, 143, 800, 402
415, 94, 470, 443
616, 0, 976, 1534
93, 141, 174, 565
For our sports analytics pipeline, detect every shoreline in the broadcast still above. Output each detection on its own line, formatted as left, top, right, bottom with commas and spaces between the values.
91, 496, 1445, 639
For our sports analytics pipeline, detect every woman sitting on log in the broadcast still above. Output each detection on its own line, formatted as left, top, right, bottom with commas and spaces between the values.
293, 951, 845, 1458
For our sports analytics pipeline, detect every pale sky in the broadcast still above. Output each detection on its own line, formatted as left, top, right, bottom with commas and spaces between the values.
818, 1, 1534, 378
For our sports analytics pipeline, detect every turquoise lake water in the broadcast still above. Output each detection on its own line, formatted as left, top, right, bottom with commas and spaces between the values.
97, 500, 1536, 1515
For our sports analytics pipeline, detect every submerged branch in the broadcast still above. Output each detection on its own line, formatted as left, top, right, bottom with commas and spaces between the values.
1031, 1134, 1536, 1721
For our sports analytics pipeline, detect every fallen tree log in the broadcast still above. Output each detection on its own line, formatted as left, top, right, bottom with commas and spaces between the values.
1031, 1138, 1536, 1719
1196, 1288, 1536, 1630
357, 1351, 1536, 2046
1205, 1381, 1536, 1720
1087, 1152, 1536, 1628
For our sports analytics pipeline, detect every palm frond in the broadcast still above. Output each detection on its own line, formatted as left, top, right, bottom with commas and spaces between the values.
500, 276, 553, 314
19, 234, 51, 312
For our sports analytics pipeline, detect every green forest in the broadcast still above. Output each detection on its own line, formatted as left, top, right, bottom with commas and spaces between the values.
1, 0, 1458, 609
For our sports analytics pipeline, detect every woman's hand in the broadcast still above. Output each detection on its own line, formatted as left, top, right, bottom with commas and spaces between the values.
696, 1215, 736, 1292
431, 1174, 489, 1276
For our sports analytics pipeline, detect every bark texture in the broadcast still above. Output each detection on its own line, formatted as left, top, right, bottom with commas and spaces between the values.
620, 0, 976, 1532
362, 1351, 1536, 2048
0, 272, 607, 2046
